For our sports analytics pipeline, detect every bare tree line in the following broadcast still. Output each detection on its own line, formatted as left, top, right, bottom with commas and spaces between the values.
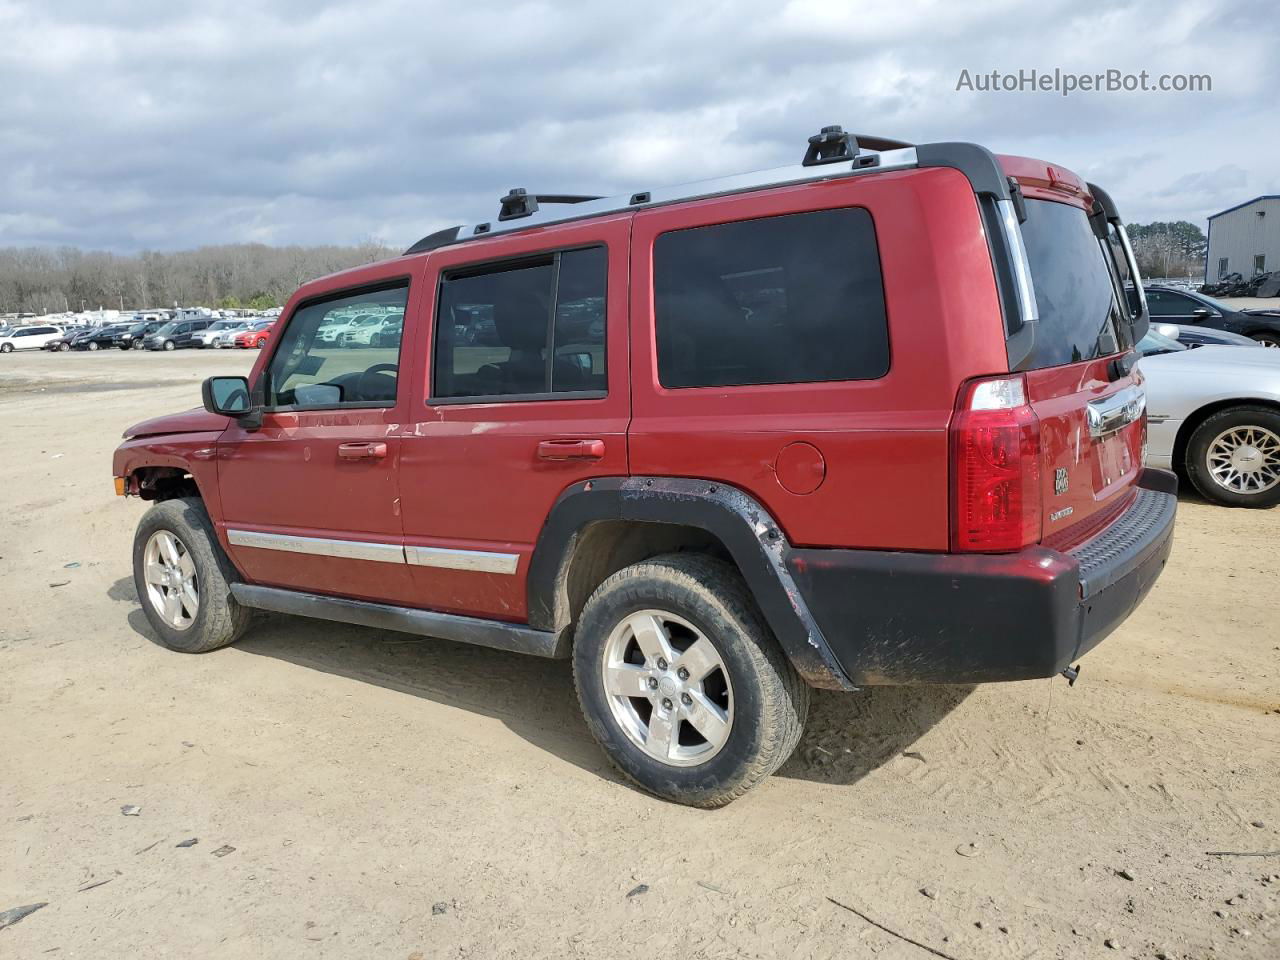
0, 240, 395, 315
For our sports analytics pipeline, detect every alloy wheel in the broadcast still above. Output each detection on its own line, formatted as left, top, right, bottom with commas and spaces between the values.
601, 609, 733, 767
142, 530, 199, 630
1206, 425, 1280, 495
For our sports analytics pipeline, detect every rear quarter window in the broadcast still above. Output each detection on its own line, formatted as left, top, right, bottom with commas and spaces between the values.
653, 207, 889, 388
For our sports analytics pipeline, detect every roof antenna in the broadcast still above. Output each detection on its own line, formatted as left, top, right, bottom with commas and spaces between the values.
803, 125, 859, 166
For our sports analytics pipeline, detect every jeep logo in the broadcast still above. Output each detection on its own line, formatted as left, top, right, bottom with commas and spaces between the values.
1054, 468, 1069, 496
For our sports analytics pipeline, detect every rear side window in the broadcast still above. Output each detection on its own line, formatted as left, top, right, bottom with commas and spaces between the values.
433, 246, 607, 400
653, 208, 888, 389
1020, 198, 1127, 368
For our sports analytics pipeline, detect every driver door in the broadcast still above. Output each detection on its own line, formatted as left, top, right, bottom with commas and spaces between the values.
216, 274, 421, 606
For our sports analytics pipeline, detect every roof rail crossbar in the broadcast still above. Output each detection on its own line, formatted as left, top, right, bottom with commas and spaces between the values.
498, 189, 604, 222
803, 125, 858, 166
852, 134, 915, 152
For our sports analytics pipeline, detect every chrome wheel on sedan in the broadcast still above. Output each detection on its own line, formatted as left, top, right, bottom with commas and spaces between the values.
142, 530, 199, 630
601, 609, 733, 767
1206, 425, 1280, 495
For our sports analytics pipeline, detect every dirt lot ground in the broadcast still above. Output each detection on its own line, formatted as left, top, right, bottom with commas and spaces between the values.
1, 348, 1278, 960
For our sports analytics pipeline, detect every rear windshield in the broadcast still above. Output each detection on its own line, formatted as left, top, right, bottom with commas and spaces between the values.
1020, 198, 1128, 369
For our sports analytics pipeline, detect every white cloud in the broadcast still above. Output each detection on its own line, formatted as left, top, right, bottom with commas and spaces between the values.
0, 0, 1274, 251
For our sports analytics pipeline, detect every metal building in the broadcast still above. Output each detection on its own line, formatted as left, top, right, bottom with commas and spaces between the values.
1205, 195, 1280, 283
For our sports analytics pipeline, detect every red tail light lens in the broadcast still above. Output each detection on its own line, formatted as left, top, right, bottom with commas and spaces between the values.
950, 375, 1042, 552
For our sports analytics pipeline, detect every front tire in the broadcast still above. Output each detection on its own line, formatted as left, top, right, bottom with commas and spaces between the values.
1251, 332, 1280, 349
1185, 405, 1280, 507
132, 498, 249, 652
573, 553, 809, 808
88, 340, 99, 351
163, 339, 176, 351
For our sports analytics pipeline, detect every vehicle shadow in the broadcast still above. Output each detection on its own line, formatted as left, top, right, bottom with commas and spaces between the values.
117, 579, 970, 792
777, 684, 974, 785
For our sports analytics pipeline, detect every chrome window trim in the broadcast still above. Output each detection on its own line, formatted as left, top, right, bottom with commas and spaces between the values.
406, 546, 520, 575
996, 198, 1039, 324
227, 529, 406, 564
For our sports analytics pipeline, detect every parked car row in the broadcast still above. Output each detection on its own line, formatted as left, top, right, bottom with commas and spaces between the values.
0, 317, 280, 353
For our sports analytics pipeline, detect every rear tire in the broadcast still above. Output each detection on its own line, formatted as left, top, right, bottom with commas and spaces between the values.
132, 498, 249, 652
1185, 405, 1280, 507
572, 553, 809, 808
0, 343, 12, 354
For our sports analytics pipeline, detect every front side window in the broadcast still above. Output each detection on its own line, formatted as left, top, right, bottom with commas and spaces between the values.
265, 283, 408, 409
433, 246, 607, 400
653, 208, 889, 389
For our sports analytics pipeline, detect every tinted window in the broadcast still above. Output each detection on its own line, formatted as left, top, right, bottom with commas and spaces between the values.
266, 284, 407, 408
1020, 198, 1126, 368
653, 208, 888, 388
433, 246, 607, 399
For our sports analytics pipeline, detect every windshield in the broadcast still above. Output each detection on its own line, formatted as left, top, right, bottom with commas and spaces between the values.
1019, 198, 1128, 369
1137, 329, 1186, 356
154, 322, 177, 335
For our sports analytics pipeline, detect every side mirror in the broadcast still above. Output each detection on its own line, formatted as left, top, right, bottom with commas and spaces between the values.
1191, 308, 1211, 319
202, 376, 260, 429
1156, 323, 1181, 341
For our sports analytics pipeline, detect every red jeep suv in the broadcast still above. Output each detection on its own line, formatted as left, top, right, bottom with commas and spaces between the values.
113, 129, 1175, 806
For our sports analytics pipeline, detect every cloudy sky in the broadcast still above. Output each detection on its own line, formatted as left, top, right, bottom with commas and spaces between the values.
1, 0, 1275, 252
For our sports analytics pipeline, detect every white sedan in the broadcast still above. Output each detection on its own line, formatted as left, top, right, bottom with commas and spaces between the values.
1138, 328, 1280, 507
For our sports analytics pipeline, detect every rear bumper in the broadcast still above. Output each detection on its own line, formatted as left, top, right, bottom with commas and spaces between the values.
787, 469, 1177, 685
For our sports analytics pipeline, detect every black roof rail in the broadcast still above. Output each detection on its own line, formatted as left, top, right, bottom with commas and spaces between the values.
498, 189, 604, 222
403, 225, 464, 256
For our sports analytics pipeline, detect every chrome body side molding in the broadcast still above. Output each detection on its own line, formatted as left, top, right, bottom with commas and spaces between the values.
406, 545, 520, 575
227, 529, 405, 564
227, 530, 520, 575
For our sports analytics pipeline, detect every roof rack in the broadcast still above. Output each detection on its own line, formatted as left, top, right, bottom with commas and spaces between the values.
498, 189, 603, 221
401, 126, 936, 256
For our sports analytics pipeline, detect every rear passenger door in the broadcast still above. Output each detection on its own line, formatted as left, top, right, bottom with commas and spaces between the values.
397, 215, 631, 621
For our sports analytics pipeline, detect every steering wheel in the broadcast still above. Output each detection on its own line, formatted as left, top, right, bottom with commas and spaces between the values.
356, 362, 399, 402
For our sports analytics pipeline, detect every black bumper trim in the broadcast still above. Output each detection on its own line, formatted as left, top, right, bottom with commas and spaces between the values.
786, 471, 1177, 685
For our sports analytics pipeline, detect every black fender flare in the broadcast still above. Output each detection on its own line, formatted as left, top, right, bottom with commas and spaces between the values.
527, 476, 855, 691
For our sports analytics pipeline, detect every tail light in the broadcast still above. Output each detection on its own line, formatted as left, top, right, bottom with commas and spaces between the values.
950, 375, 1042, 552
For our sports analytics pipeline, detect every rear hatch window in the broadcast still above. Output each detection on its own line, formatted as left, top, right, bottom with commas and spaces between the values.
1019, 198, 1129, 369
1016, 196, 1145, 544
